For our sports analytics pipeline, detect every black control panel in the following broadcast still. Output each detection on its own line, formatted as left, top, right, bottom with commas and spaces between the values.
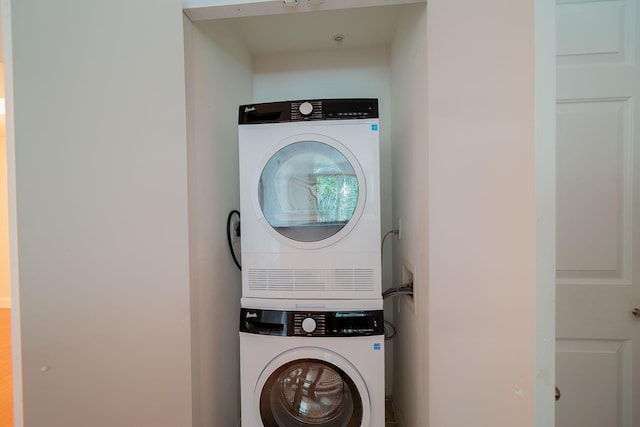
238, 98, 379, 124
240, 308, 384, 337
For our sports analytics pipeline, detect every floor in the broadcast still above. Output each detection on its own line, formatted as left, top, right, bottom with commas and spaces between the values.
385, 397, 399, 426
0, 308, 13, 427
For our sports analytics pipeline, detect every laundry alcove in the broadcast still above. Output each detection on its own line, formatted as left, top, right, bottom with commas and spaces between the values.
182, 1, 427, 425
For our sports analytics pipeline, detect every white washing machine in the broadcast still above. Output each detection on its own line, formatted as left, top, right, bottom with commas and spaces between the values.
238, 99, 381, 303
239, 304, 385, 427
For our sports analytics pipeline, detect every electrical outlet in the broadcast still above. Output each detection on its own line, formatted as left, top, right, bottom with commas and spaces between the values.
401, 263, 416, 314
401, 264, 413, 289
230, 218, 241, 243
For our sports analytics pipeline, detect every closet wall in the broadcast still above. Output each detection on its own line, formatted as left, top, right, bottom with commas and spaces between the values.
184, 17, 252, 426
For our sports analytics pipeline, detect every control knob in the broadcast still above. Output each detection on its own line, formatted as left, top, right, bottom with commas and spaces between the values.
299, 101, 314, 116
301, 317, 317, 333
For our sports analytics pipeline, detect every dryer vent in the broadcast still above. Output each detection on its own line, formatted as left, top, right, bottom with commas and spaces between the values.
248, 268, 375, 293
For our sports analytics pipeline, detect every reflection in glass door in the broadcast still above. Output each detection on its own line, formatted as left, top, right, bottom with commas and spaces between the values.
259, 140, 362, 243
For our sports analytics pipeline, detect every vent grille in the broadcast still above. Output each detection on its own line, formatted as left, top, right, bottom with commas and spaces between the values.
247, 268, 375, 292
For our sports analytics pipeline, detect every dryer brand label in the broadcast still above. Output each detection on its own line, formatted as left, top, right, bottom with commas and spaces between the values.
373, 343, 381, 350
371, 124, 378, 131
244, 106, 256, 113
245, 312, 258, 318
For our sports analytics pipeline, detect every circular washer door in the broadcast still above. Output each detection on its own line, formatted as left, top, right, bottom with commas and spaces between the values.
258, 134, 366, 249
255, 349, 370, 427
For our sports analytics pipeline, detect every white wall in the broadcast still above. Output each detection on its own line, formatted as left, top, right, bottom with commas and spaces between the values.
426, 0, 552, 426
184, 18, 252, 426
390, 4, 429, 425
8, 1, 192, 425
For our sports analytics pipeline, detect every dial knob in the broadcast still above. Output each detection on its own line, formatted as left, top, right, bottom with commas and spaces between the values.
299, 101, 314, 116
301, 317, 317, 333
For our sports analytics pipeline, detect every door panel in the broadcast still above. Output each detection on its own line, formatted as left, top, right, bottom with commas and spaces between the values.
556, 98, 630, 280
556, 339, 632, 427
556, 0, 640, 426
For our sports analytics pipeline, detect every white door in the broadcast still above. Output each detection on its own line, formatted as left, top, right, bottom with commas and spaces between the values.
556, 0, 640, 426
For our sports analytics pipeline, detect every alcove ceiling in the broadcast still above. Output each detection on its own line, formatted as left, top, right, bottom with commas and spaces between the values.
230, 5, 402, 55
186, 0, 426, 55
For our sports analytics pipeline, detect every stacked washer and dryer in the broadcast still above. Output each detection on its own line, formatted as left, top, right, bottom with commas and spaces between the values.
237, 99, 385, 427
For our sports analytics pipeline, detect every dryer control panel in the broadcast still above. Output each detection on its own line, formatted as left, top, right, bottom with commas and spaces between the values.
240, 308, 384, 337
239, 98, 379, 124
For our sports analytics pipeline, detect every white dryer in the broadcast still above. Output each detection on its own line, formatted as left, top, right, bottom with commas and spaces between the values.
239, 304, 385, 427
238, 99, 381, 303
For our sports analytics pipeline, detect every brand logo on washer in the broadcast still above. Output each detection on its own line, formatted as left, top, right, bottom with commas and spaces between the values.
244, 106, 256, 113
245, 312, 258, 318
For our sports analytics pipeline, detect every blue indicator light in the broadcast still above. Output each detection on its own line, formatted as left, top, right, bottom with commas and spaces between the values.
371, 124, 378, 131
373, 343, 381, 350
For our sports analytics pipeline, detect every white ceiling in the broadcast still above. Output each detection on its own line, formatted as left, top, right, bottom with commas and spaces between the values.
203, 4, 407, 55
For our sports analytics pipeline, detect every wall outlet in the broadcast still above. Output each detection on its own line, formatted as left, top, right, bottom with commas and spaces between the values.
230, 217, 241, 243
401, 264, 414, 291
401, 263, 416, 314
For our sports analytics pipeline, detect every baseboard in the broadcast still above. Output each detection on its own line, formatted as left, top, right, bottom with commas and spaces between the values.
0, 297, 10, 309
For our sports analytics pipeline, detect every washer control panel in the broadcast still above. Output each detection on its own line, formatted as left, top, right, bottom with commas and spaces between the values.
240, 308, 384, 337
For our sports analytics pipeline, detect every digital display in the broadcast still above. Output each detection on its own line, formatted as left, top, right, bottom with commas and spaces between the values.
327, 312, 379, 335
335, 312, 369, 317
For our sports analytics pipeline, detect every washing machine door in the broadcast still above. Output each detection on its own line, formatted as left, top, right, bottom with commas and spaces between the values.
256, 350, 370, 427
258, 134, 366, 249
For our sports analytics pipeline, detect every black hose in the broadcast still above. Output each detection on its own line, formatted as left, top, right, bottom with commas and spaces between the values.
226, 210, 242, 270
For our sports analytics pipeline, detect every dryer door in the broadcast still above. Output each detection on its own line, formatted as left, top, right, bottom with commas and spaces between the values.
258, 134, 366, 249
255, 349, 370, 427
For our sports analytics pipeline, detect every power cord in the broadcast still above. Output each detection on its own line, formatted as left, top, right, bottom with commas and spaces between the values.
382, 284, 414, 299
381, 228, 406, 340
384, 320, 397, 341
381, 229, 399, 264
382, 284, 413, 341
226, 210, 242, 270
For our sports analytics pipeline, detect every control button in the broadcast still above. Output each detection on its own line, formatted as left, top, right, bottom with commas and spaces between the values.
299, 101, 314, 116
301, 317, 317, 333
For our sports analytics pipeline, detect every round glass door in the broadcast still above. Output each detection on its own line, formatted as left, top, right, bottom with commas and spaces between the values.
259, 138, 365, 246
259, 359, 363, 427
